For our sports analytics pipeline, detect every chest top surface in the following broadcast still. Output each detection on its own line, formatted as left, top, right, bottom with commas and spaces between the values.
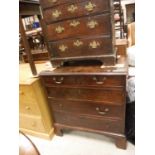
39, 56, 128, 76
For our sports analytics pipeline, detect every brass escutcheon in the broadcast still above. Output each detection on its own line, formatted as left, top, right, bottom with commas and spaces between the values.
67, 4, 78, 13
89, 41, 100, 48
55, 26, 65, 33
70, 20, 80, 27
87, 20, 98, 29
52, 10, 62, 18
85, 2, 96, 11
73, 40, 83, 47
59, 45, 68, 52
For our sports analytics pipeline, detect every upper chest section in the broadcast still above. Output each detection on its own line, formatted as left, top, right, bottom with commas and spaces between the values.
40, 0, 112, 24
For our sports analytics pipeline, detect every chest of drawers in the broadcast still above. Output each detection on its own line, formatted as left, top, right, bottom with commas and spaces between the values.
40, 56, 128, 149
40, 0, 116, 67
19, 64, 54, 139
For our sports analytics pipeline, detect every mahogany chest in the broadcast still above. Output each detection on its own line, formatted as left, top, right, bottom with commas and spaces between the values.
40, 56, 128, 149
40, 0, 116, 67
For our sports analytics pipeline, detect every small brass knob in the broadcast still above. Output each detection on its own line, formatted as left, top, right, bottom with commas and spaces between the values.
19, 91, 24, 95
104, 108, 109, 112
25, 106, 31, 110
96, 107, 100, 111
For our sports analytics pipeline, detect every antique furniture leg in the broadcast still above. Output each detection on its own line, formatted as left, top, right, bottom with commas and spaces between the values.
55, 126, 63, 136
115, 136, 127, 149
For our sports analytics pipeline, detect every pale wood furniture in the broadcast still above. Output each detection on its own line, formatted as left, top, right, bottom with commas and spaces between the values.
19, 63, 54, 139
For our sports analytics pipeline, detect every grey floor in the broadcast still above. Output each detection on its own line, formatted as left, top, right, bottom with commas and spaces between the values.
28, 130, 135, 155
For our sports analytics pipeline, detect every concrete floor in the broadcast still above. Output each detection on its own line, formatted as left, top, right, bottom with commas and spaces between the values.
28, 130, 135, 155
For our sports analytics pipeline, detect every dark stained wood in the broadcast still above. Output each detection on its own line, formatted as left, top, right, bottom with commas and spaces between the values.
53, 111, 124, 134
48, 36, 113, 58
48, 99, 125, 119
40, 0, 116, 66
40, 0, 87, 9
19, 16, 37, 75
43, 0, 110, 24
40, 56, 128, 76
39, 56, 127, 149
46, 87, 125, 104
54, 126, 63, 136
115, 136, 127, 149
41, 75, 126, 87
50, 53, 116, 67
46, 13, 112, 41
19, 1, 40, 17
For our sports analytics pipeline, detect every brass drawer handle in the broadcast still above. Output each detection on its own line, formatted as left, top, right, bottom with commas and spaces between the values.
87, 20, 98, 29
52, 10, 62, 18
55, 26, 65, 33
93, 77, 106, 84
70, 20, 80, 27
73, 40, 83, 47
89, 41, 100, 49
59, 45, 68, 52
85, 2, 96, 11
53, 77, 64, 84
67, 4, 78, 13
96, 107, 109, 115
48, 0, 57, 3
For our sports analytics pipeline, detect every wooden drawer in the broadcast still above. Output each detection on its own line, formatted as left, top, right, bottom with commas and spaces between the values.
43, 0, 110, 24
19, 85, 37, 105
19, 114, 45, 132
49, 99, 124, 119
53, 111, 124, 133
46, 87, 125, 105
48, 36, 113, 58
46, 13, 111, 41
42, 75, 125, 88
20, 102, 41, 116
40, 0, 86, 9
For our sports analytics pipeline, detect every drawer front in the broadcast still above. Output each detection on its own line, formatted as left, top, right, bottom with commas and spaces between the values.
42, 75, 125, 87
49, 99, 124, 119
40, 0, 86, 9
43, 0, 110, 24
19, 86, 37, 105
53, 111, 124, 133
20, 102, 41, 116
19, 114, 45, 132
46, 13, 111, 41
46, 87, 125, 105
48, 36, 113, 58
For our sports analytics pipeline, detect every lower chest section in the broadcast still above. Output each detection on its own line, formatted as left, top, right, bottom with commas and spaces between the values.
41, 74, 126, 134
